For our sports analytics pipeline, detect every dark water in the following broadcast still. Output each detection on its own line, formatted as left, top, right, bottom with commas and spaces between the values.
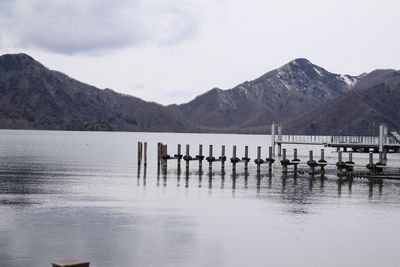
1, 130, 400, 267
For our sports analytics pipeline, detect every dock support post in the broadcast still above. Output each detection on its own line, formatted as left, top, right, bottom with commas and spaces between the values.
244, 146, 249, 171
271, 123, 276, 156
199, 144, 203, 169
367, 152, 375, 175
256, 146, 261, 173
278, 124, 282, 142
209, 145, 213, 171
337, 151, 344, 176
221, 145, 226, 172
143, 142, 147, 168
379, 151, 383, 164
278, 143, 282, 157
186, 145, 190, 172
379, 124, 384, 152
158, 143, 162, 167
293, 148, 298, 173
282, 149, 287, 173
177, 144, 181, 171
268, 146, 273, 171
163, 145, 168, 171
137, 141, 142, 166
320, 149, 324, 173
308, 150, 315, 174
232, 145, 237, 173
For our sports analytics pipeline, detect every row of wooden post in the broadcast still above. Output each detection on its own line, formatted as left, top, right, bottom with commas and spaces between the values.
147, 143, 390, 178
137, 141, 147, 168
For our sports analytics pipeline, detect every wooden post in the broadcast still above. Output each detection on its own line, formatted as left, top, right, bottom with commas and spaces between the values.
320, 148, 325, 173
232, 145, 237, 173
268, 146, 273, 171
337, 151, 343, 176
157, 142, 160, 165
271, 123, 276, 156
282, 148, 287, 173
199, 144, 203, 169
278, 143, 282, 157
309, 150, 314, 174
379, 124, 384, 153
137, 141, 142, 166
186, 144, 190, 171
177, 144, 181, 170
293, 148, 298, 172
379, 151, 383, 164
163, 144, 168, 171
256, 146, 261, 173
209, 144, 213, 171
244, 146, 249, 171
368, 152, 374, 174
143, 142, 147, 168
221, 145, 226, 171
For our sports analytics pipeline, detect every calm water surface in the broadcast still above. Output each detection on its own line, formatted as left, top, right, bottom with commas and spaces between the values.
0, 130, 400, 267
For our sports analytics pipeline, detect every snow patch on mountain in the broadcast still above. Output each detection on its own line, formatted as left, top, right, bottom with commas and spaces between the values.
313, 67, 323, 77
340, 74, 358, 87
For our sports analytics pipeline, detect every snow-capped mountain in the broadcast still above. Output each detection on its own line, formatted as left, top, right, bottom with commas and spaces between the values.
178, 58, 361, 132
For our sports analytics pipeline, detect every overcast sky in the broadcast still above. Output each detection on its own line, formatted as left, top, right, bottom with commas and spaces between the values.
0, 0, 399, 105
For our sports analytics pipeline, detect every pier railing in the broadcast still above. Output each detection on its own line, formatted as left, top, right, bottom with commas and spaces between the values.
277, 135, 399, 145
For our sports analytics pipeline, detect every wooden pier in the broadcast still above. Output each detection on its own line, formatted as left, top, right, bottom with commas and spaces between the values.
147, 142, 400, 182
271, 123, 400, 156
132, 123, 400, 182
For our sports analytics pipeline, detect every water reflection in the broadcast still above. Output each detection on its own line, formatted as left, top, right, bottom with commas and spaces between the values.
99, 159, 400, 203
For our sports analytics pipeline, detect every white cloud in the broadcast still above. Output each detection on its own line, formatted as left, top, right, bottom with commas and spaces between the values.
0, 0, 200, 54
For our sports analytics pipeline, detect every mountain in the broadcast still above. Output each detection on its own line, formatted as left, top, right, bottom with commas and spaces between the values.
177, 58, 360, 133
0, 53, 196, 132
284, 69, 400, 135
0, 53, 398, 135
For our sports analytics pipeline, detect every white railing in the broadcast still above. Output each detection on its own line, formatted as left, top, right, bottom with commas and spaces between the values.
276, 135, 392, 144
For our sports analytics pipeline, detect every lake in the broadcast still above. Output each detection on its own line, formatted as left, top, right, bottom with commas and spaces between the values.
0, 130, 400, 267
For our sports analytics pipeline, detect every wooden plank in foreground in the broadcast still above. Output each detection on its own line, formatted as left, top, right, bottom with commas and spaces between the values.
52, 259, 90, 267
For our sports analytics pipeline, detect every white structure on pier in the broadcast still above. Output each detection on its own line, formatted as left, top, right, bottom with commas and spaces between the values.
271, 123, 400, 155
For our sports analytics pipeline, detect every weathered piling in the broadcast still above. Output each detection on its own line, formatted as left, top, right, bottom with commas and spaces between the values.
376, 151, 386, 172
162, 144, 168, 171
197, 144, 204, 169
336, 151, 345, 175
184, 144, 191, 171
231, 145, 239, 173
266, 146, 275, 171
137, 141, 143, 166
366, 152, 376, 174
292, 148, 300, 172
254, 146, 264, 173
220, 145, 226, 171
243, 146, 249, 171
280, 148, 289, 173
175, 144, 182, 170
345, 152, 355, 172
307, 150, 317, 174
318, 149, 327, 173
157, 142, 161, 166
207, 145, 214, 171
143, 142, 147, 168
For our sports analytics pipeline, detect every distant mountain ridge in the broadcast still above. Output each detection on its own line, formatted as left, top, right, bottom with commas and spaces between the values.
0, 53, 196, 132
177, 58, 360, 133
0, 53, 398, 135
